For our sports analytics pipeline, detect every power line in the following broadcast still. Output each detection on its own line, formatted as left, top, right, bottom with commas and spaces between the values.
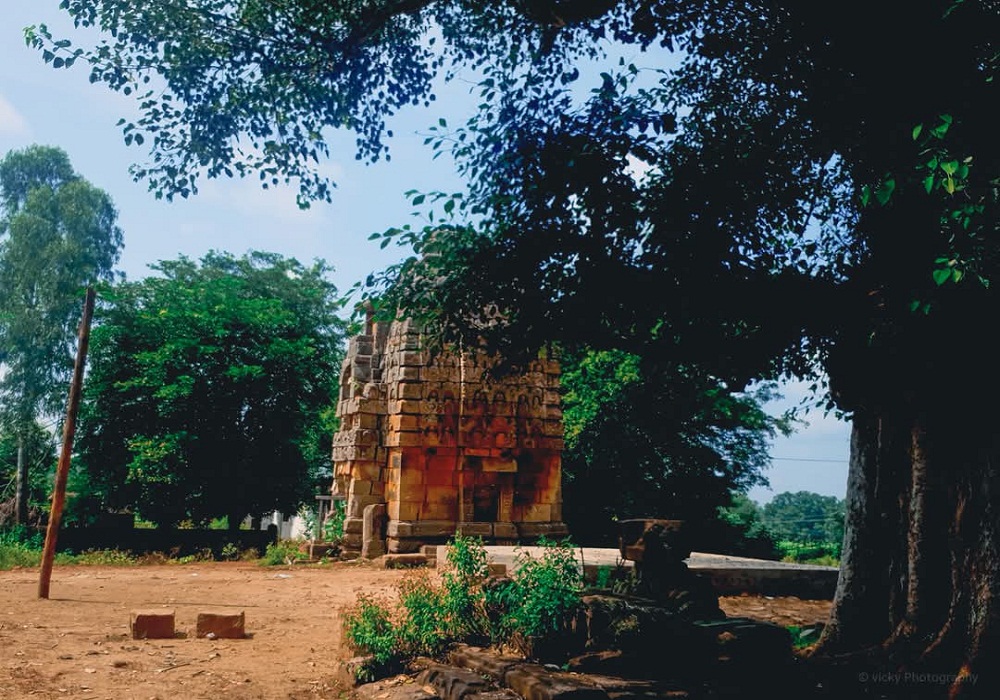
770, 456, 847, 463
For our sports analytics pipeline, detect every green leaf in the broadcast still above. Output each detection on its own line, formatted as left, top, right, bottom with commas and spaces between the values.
874, 178, 895, 205
932, 268, 952, 285
412, 194, 426, 206
923, 175, 935, 193
940, 160, 959, 175
912, 124, 923, 140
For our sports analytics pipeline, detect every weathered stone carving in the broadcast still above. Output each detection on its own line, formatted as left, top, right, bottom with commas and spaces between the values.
331, 315, 567, 557
617, 518, 723, 619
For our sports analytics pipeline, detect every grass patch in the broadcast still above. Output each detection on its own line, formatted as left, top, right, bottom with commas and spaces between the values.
1, 527, 272, 570
259, 539, 309, 566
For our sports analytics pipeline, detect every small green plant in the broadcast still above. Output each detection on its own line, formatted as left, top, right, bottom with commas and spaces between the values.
220, 542, 241, 560
325, 500, 346, 540
395, 572, 448, 658
299, 501, 346, 542
440, 534, 490, 641
503, 537, 583, 657
787, 624, 824, 649
260, 539, 308, 566
342, 593, 401, 682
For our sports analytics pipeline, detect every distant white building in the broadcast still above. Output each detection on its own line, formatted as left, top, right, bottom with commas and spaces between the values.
244, 511, 308, 540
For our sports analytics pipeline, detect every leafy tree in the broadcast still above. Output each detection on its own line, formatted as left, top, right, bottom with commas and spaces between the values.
0, 144, 123, 524
0, 422, 57, 527
560, 347, 791, 548
76, 251, 347, 529
761, 491, 845, 548
35, 2, 1000, 693
713, 492, 780, 560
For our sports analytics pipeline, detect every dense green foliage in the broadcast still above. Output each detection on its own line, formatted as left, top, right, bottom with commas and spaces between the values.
74, 251, 347, 528
343, 535, 583, 680
0, 144, 123, 524
714, 491, 845, 564
762, 491, 845, 551
713, 492, 781, 560
560, 348, 792, 545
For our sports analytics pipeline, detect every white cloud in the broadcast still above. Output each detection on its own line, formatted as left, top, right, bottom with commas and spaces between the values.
0, 94, 29, 137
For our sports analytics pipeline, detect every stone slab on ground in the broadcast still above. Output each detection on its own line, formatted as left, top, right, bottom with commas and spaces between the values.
502, 664, 611, 700
465, 691, 522, 700
380, 553, 430, 569
129, 609, 175, 639
196, 610, 246, 639
416, 662, 493, 700
356, 677, 438, 700
447, 645, 524, 681
435, 546, 838, 599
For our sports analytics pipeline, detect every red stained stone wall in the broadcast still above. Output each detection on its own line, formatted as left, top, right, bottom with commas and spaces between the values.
331, 318, 567, 555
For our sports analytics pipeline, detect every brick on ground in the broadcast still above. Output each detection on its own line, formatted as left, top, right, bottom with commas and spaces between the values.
130, 609, 175, 640
196, 610, 246, 639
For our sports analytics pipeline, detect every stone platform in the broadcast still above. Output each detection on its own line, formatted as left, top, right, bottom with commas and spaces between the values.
434, 545, 839, 599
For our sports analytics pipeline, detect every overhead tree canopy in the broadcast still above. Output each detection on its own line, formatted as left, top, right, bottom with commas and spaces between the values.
75, 251, 347, 529
33, 2, 1000, 696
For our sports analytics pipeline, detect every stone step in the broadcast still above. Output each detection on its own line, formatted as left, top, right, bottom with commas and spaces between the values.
379, 553, 431, 569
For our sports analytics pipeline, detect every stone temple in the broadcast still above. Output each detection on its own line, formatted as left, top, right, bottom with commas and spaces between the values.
331, 315, 568, 558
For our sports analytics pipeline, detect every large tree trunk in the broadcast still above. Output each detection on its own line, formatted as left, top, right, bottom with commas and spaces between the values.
812, 407, 1000, 699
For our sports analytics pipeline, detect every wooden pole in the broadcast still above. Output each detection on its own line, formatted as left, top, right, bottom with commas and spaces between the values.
38, 287, 96, 599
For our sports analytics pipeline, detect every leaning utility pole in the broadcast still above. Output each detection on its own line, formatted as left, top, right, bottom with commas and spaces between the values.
38, 287, 96, 599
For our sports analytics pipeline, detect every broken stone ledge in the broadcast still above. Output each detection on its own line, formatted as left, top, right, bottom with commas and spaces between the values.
351, 621, 803, 700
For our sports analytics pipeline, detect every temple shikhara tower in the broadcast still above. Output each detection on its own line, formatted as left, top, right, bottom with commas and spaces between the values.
331, 315, 568, 558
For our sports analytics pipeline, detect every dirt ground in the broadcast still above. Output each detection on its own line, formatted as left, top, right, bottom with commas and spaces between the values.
0, 561, 832, 700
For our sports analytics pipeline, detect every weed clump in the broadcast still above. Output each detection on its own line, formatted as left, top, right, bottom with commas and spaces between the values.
342, 535, 583, 682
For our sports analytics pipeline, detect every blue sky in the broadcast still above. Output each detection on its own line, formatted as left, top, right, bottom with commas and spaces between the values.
0, 1, 851, 504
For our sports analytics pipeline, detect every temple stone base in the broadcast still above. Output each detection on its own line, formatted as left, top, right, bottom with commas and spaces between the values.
344, 519, 570, 559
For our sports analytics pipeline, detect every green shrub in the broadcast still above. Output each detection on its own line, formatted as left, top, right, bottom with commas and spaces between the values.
503, 537, 583, 656
342, 593, 400, 682
342, 535, 587, 681
396, 573, 449, 658
325, 500, 346, 540
260, 539, 308, 566
439, 534, 490, 641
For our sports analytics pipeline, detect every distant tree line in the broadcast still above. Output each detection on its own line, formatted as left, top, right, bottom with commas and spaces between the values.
1, 144, 348, 532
